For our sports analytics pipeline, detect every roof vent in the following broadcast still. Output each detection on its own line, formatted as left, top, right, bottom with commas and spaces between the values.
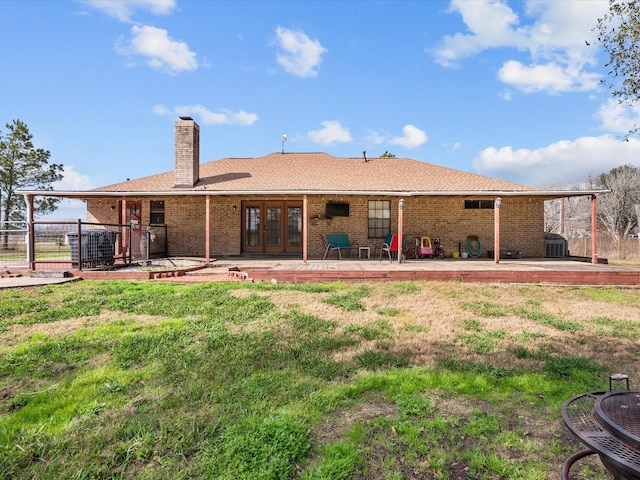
363, 151, 368, 163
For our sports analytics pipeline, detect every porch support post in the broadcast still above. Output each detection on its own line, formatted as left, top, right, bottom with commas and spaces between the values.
559, 198, 565, 235
494, 197, 501, 264
591, 195, 598, 264
205, 195, 210, 263
398, 198, 404, 263
121, 196, 127, 259
303, 194, 308, 263
25, 194, 35, 270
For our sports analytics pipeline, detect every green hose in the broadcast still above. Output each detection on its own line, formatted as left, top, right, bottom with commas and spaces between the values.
466, 236, 482, 258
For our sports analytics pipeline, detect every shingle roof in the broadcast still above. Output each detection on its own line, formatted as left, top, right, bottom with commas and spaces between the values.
93, 152, 537, 193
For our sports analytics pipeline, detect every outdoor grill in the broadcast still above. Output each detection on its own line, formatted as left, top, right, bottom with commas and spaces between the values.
562, 390, 640, 479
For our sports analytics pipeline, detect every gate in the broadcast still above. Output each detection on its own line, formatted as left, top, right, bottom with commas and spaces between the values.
0, 221, 28, 268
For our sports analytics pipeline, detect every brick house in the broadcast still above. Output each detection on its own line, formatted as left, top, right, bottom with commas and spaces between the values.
22, 117, 604, 262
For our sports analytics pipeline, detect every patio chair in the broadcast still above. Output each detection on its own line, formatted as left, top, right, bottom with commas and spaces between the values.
374, 233, 393, 258
320, 234, 341, 260
379, 233, 407, 262
326, 233, 359, 258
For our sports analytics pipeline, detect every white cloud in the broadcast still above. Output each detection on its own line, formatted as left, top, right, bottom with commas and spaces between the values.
152, 104, 170, 116
307, 121, 352, 145
365, 130, 386, 146
78, 0, 176, 22
53, 165, 93, 191
499, 89, 513, 101
117, 25, 198, 74
432, 0, 609, 95
498, 60, 600, 94
154, 104, 259, 126
433, 0, 526, 67
275, 26, 327, 78
473, 135, 640, 185
596, 99, 640, 134
42, 166, 93, 220
388, 125, 428, 149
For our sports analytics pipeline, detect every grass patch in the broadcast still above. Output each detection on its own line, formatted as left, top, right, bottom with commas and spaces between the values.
514, 300, 582, 332
461, 301, 508, 317
590, 315, 640, 339
344, 320, 394, 340
323, 285, 370, 311
578, 286, 640, 305
0, 279, 632, 479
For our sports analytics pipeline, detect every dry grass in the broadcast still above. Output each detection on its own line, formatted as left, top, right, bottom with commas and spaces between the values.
231, 281, 640, 377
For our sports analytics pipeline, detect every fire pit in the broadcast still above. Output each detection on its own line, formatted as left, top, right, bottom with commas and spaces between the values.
562, 390, 640, 479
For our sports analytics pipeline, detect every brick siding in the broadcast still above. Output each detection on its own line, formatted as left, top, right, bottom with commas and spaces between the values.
87, 195, 545, 258
174, 118, 199, 188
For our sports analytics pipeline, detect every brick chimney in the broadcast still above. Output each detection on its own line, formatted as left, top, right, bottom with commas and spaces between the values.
174, 116, 200, 188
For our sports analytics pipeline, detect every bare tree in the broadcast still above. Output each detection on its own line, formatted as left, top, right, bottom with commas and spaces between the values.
541, 182, 593, 235
544, 198, 561, 234
596, 0, 640, 137
587, 164, 640, 257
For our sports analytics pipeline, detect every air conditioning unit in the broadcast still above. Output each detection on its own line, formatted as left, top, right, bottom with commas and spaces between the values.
544, 233, 568, 258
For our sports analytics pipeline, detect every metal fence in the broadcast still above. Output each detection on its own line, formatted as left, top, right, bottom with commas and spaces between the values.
0, 221, 168, 271
0, 222, 28, 269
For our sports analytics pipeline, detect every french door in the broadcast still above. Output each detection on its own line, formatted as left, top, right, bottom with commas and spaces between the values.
242, 201, 302, 254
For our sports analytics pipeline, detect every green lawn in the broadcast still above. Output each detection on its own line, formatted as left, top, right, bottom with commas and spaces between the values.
2, 279, 634, 479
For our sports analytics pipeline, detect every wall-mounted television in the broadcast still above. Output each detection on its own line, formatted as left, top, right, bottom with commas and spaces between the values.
325, 202, 349, 218
325, 202, 350, 218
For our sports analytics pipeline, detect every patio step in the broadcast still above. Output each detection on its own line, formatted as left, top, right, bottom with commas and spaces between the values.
29, 270, 73, 278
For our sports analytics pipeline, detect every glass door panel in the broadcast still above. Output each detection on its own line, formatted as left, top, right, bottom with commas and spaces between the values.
266, 207, 282, 248
287, 206, 302, 247
243, 205, 262, 253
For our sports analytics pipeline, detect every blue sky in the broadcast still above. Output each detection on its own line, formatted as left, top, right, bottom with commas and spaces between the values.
3, 0, 640, 219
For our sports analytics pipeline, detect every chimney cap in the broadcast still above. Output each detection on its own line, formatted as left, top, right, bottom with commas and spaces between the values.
179, 116, 194, 121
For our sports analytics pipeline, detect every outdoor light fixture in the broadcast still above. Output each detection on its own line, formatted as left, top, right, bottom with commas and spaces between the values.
495, 197, 502, 209
399, 198, 404, 209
